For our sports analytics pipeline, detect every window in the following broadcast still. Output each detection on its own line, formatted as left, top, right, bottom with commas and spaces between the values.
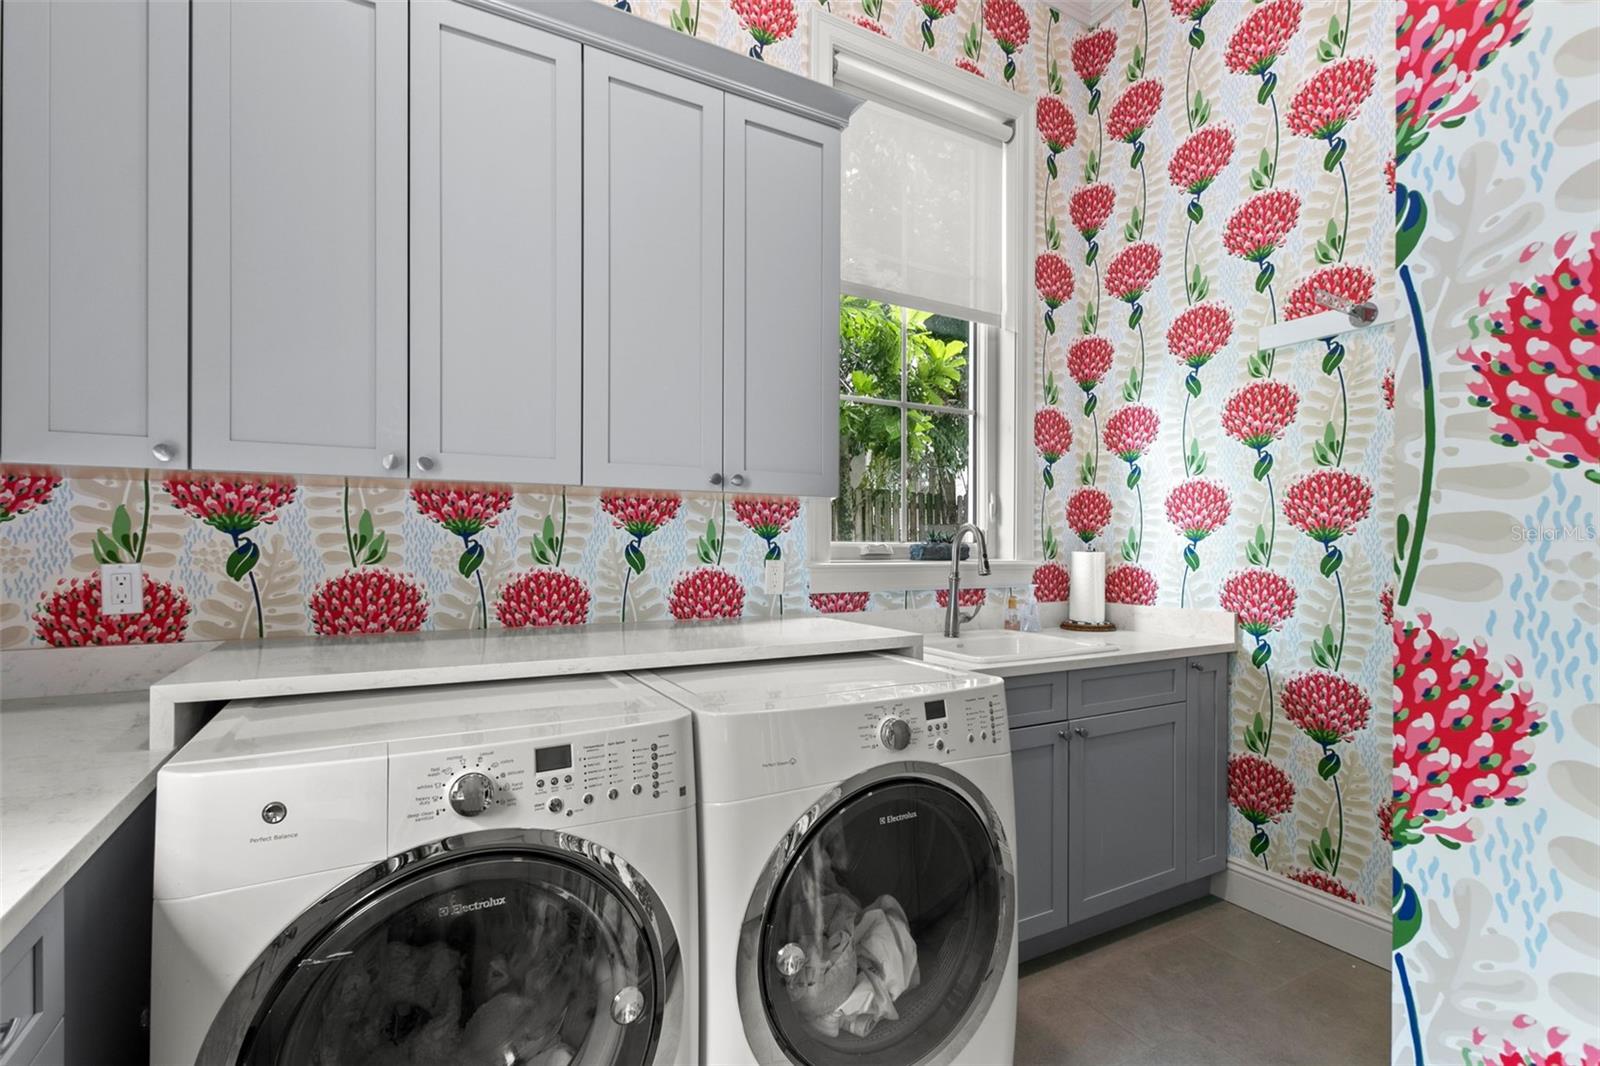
833, 298, 981, 546
808, 14, 1035, 590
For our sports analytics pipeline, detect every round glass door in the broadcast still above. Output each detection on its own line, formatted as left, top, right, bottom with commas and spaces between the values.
757, 779, 1004, 1065
238, 853, 661, 1066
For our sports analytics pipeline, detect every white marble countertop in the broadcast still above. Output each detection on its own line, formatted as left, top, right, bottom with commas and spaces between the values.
0, 691, 168, 945
922, 605, 1237, 678
149, 616, 923, 750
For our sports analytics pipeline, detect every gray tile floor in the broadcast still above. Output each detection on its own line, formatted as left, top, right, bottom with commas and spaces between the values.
1016, 898, 1389, 1065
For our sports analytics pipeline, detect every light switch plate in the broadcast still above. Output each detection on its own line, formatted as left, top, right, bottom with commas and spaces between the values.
763, 559, 784, 595
100, 563, 143, 615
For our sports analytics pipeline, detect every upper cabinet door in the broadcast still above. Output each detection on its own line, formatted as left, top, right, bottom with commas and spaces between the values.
582, 50, 724, 493
190, 0, 408, 478
409, 2, 582, 485
1, 0, 189, 469
723, 99, 840, 499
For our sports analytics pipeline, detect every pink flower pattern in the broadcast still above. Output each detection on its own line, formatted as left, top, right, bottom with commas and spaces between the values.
1463, 232, 1600, 476
808, 591, 869, 614
1169, 126, 1236, 196
1107, 80, 1164, 143
1032, 562, 1069, 604
0, 471, 62, 522
309, 569, 428, 637
669, 567, 746, 621
34, 574, 190, 646
1167, 304, 1234, 369
1066, 488, 1113, 543
1105, 243, 1162, 303
1224, 0, 1302, 76
496, 569, 591, 628
1223, 190, 1301, 263
1220, 568, 1297, 637
1105, 564, 1158, 606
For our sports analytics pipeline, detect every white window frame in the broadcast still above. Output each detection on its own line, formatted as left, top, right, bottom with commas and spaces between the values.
807, 13, 1035, 593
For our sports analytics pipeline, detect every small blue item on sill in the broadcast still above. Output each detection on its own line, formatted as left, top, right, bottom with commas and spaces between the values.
909, 543, 970, 561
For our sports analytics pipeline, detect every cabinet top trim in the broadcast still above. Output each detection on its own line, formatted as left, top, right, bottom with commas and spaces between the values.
456, 0, 862, 129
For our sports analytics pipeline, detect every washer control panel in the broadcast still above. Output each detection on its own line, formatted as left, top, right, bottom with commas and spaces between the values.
387, 715, 691, 852
852, 687, 1006, 759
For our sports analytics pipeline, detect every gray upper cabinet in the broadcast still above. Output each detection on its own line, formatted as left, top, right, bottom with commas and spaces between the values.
723, 99, 841, 498
582, 50, 725, 493
1067, 702, 1188, 923
1186, 654, 1229, 880
1, 0, 189, 469
190, 0, 409, 478
1010, 722, 1071, 945
410, 1, 582, 485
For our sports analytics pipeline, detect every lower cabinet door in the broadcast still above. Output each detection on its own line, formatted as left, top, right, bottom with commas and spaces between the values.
1068, 703, 1188, 923
1186, 654, 1230, 879
1009, 723, 1071, 943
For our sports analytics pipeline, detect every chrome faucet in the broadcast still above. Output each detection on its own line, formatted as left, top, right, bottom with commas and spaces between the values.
943, 522, 991, 639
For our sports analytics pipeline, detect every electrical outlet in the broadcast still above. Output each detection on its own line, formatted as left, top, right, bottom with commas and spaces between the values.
763, 559, 784, 596
100, 563, 143, 615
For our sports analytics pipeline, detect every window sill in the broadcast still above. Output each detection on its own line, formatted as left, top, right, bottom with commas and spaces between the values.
807, 558, 1040, 594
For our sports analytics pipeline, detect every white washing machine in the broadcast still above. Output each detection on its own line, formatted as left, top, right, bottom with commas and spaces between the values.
637, 654, 1017, 1066
151, 674, 697, 1066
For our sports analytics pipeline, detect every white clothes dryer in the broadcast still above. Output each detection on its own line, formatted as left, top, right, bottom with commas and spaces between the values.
636, 654, 1016, 1066
151, 673, 697, 1066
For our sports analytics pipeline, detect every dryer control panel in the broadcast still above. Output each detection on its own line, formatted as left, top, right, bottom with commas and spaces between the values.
386, 714, 692, 854
854, 688, 1005, 759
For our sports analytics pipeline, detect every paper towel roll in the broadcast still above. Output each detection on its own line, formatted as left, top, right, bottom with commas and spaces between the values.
1068, 551, 1106, 624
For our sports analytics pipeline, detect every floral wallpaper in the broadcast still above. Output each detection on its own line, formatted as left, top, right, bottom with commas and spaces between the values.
1388, 1, 1599, 1063
1038, 0, 1396, 921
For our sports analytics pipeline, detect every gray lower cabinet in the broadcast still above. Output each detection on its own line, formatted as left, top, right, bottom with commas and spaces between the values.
0, 0, 189, 470
0, 795, 154, 1066
1007, 655, 1231, 948
1009, 723, 1071, 941
1186, 654, 1229, 880
1067, 702, 1188, 922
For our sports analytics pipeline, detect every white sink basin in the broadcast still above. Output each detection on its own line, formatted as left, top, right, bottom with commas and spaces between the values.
925, 630, 1111, 664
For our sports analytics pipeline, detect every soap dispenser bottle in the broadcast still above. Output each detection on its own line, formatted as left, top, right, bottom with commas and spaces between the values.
1003, 590, 1022, 631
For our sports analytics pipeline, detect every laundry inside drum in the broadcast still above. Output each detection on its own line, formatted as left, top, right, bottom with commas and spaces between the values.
762, 780, 1003, 1064
238, 855, 661, 1066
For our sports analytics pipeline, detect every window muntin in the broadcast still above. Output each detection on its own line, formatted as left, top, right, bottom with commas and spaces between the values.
833, 298, 979, 545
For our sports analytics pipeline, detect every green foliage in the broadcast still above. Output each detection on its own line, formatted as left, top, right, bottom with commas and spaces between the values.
836, 297, 971, 540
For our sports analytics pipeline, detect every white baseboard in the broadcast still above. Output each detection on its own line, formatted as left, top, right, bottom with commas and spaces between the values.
1210, 857, 1392, 969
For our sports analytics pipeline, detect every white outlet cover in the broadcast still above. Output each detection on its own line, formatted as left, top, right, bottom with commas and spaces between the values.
763, 559, 785, 595
99, 563, 143, 616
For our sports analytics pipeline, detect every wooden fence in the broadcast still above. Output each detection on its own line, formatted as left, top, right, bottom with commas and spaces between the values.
832, 488, 963, 542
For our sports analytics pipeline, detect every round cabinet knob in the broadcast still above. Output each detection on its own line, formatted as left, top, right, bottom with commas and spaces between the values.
611, 985, 646, 1025
414, 456, 435, 473
775, 943, 806, 977
447, 772, 495, 817
729, 473, 747, 487
708, 472, 724, 487
150, 442, 177, 463
381, 452, 400, 471
878, 716, 911, 751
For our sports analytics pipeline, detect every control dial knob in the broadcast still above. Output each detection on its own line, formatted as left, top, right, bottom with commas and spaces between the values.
878, 716, 911, 751
448, 772, 496, 817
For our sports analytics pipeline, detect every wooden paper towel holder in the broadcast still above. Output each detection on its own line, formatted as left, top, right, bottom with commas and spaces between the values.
1060, 619, 1116, 633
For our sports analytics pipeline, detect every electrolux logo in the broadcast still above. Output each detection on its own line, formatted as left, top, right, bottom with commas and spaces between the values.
437, 896, 507, 918
879, 810, 918, 826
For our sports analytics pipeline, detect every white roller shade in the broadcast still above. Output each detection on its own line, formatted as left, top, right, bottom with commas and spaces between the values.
838, 96, 1005, 325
